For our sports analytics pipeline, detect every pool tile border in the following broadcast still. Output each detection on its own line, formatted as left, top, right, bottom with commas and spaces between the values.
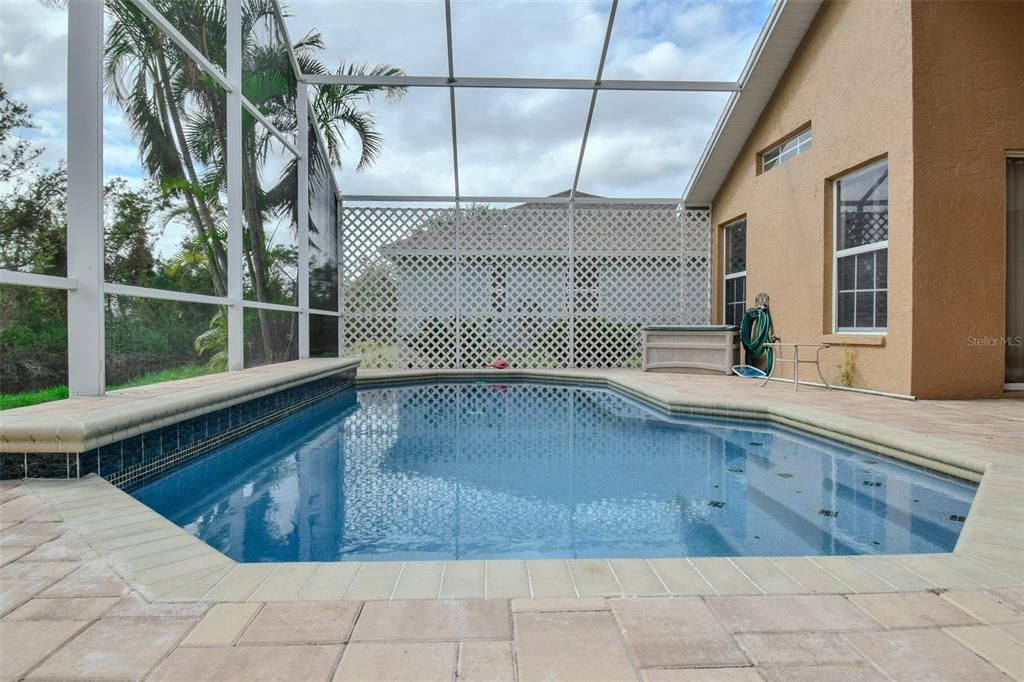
17, 367, 1022, 603
1, 363, 357, 487
105, 374, 354, 490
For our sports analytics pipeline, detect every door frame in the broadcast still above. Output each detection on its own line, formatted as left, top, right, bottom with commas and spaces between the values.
1006, 152, 1024, 391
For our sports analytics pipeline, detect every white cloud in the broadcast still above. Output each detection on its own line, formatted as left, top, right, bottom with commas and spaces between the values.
0, 0, 773, 212
1, 0, 69, 169
285, 0, 772, 198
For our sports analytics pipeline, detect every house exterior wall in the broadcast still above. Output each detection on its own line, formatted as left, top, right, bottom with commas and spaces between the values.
709, 0, 915, 394
908, 0, 1024, 398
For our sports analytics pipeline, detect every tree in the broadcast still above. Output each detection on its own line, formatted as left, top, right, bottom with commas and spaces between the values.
104, 178, 165, 287
0, 84, 43, 185
103, 0, 405, 361
0, 86, 68, 392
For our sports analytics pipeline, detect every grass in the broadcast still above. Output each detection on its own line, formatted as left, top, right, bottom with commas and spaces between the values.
0, 385, 69, 411
107, 364, 211, 390
0, 364, 212, 411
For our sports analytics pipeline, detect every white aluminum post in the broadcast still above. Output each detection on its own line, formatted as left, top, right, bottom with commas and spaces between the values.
226, 0, 244, 370
337, 196, 345, 358
66, 0, 105, 396
444, 0, 462, 368
571, 0, 617, 201
568, 202, 575, 368
454, 202, 462, 368
302, 75, 739, 92
297, 84, 310, 358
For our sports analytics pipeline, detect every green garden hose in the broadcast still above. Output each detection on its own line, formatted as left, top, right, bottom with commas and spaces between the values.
739, 306, 775, 374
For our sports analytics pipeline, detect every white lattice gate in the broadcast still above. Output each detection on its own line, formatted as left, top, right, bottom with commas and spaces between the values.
341, 204, 710, 369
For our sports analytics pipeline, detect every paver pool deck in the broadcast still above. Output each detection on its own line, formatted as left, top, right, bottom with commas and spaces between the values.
1, 367, 1022, 680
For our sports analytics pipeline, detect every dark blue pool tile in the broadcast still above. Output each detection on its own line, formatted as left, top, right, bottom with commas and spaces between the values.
230, 404, 244, 428
193, 413, 208, 440
177, 419, 194, 448
142, 430, 162, 460
179, 417, 203, 447
194, 414, 209, 440
213, 408, 230, 435
160, 424, 178, 454
98, 442, 122, 476
26, 454, 68, 478
122, 437, 143, 469
203, 411, 219, 438
0, 454, 26, 480
78, 450, 99, 477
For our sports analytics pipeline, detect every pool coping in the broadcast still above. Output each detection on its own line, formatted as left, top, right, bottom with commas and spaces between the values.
16, 367, 1024, 602
0, 358, 361, 454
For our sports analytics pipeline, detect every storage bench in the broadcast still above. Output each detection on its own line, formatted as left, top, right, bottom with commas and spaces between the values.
641, 325, 740, 375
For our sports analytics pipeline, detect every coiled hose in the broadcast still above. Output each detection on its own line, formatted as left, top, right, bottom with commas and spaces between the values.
739, 306, 775, 374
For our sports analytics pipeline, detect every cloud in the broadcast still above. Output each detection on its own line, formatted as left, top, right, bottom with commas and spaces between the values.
284, 0, 772, 199
1, 0, 773, 208
579, 90, 729, 196
1, 0, 69, 169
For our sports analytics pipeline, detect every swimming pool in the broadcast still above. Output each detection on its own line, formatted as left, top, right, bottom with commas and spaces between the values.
132, 381, 976, 562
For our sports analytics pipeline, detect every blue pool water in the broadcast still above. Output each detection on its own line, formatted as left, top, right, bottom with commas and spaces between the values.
132, 381, 976, 562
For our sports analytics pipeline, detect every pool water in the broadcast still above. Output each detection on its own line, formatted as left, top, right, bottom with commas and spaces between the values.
132, 381, 976, 562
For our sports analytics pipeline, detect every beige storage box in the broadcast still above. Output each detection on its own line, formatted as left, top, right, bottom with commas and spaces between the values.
641, 325, 740, 375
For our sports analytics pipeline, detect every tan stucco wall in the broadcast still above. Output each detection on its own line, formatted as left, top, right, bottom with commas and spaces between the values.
909, 1, 1024, 398
709, 0, 915, 394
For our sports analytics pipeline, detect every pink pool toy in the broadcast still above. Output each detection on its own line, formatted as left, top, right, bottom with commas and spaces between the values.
489, 358, 510, 369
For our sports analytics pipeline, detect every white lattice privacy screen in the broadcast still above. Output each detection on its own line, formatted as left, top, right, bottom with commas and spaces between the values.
341, 204, 711, 369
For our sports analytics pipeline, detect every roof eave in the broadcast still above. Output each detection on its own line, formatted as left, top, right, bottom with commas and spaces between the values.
682, 0, 824, 208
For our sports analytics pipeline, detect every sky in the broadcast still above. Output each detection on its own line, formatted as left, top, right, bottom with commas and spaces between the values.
284, 0, 773, 198
0, 0, 773, 254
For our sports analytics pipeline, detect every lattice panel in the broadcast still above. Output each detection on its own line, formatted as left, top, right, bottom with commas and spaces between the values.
682, 208, 711, 325
459, 208, 571, 368
342, 205, 711, 369
343, 207, 457, 368
575, 206, 683, 254
842, 211, 888, 247
459, 205, 571, 254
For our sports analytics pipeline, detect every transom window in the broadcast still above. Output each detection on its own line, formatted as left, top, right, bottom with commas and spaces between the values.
762, 127, 812, 173
834, 159, 888, 332
723, 218, 747, 326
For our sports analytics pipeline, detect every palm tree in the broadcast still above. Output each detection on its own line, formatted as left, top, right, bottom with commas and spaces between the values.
103, 0, 404, 360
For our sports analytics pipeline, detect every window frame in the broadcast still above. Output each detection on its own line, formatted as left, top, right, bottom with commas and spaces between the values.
832, 159, 888, 334
722, 217, 747, 327
761, 127, 812, 173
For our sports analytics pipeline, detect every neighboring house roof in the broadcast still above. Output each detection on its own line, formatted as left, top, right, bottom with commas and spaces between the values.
682, 0, 824, 207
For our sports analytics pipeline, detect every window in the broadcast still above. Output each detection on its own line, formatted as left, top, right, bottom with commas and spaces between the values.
723, 218, 747, 326
834, 159, 888, 332
762, 127, 812, 173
